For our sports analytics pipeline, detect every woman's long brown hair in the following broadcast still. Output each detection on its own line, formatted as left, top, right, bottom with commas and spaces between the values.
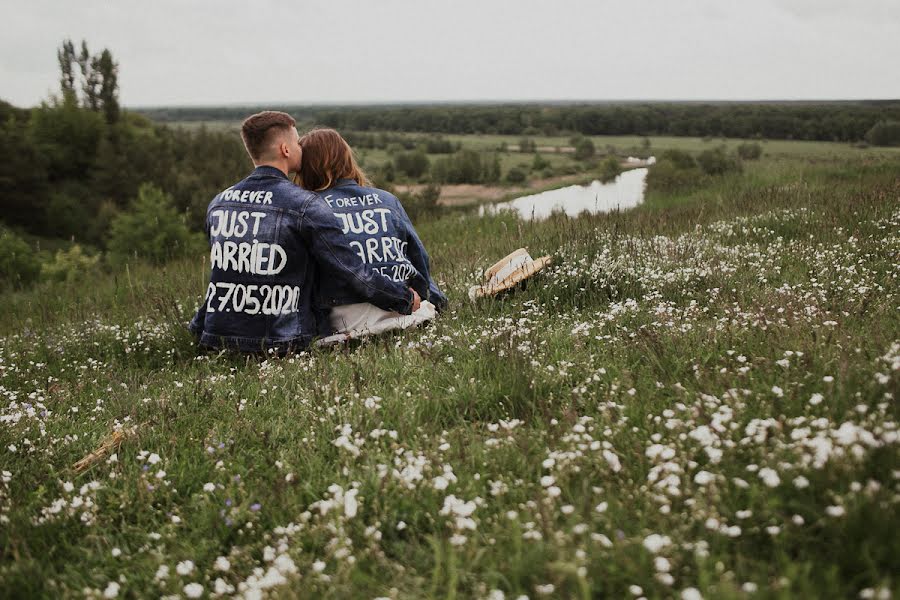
295, 128, 370, 191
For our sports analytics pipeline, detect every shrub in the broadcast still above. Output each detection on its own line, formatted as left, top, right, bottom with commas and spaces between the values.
645, 160, 703, 194
737, 142, 763, 160
640, 137, 652, 152
0, 229, 41, 290
505, 167, 527, 184
40, 244, 101, 283
660, 149, 696, 170
484, 154, 502, 183
44, 182, 96, 242
599, 156, 622, 182
574, 138, 596, 161
531, 153, 550, 172
393, 150, 430, 179
107, 183, 198, 265
518, 138, 536, 153
865, 121, 900, 146
377, 161, 396, 183
400, 184, 442, 221
696, 147, 742, 176
423, 136, 455, 154
432, 150, 486, 184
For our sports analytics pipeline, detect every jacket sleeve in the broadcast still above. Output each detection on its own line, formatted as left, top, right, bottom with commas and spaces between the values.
396, 201, 449, 311
300, 194, 414, 315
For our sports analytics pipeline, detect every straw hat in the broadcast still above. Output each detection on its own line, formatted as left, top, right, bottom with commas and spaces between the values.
468, 248, 552, 299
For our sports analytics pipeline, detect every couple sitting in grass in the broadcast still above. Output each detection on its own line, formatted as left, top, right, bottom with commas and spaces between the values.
189, 111, 447, 353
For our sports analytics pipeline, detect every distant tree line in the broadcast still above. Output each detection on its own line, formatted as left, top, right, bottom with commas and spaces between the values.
138, 102, 900, 144
344, 131, 459, 153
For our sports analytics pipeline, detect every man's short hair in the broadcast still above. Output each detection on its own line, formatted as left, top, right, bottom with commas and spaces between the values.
240, 111, 297, 160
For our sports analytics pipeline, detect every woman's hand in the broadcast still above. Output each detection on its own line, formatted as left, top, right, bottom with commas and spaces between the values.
410, 288, 421, 312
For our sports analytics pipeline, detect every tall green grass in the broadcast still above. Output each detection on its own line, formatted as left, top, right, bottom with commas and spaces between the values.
0, 154, 897, 599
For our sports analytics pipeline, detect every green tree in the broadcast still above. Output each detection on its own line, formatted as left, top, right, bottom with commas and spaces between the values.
44, 182, 97, 242
379, 161, 396, 183
95, 49, 120, 124
574, 138, 596, 161
78, 40, 101, 111
0, 229, 41, 290
660, 149, 696, 169
27, 95, 106, 181
57, 40, 77, 103
696, 146, 742, 176
432, 150, 484, 184
645, 160, 703, 194
393, 150, 430, 179
108, 183, 197, 265
505, 167, 527, 184
400, 184, 442, 220
485, 153, 502, 183
0, 115, 50, 232
599, 156, 622, 182
640, 136, 652, 153
865, 121, 900, 146
423, 136, 454, 153
40, 243, 101, 283
531, 153, 550, 172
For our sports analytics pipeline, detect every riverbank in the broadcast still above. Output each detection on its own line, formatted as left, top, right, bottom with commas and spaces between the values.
397, 160, 648, 207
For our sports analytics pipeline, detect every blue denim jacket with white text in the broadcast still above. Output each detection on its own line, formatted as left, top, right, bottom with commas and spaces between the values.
315, 179, 448, 320
189, 167, 414, 352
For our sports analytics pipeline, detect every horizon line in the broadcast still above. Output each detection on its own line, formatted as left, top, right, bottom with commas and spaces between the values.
127, 97, 900, 111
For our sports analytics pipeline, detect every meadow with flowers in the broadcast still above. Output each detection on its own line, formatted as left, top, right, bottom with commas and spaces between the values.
1, 144, 898, 599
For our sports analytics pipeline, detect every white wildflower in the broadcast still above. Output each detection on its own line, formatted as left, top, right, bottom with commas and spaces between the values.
681, 588, 703, 600
102, 581, 120, 598
694, 470, 714, 485
176, 560, 195, 576
758, 468, 780, 487
643, 534, 671, 553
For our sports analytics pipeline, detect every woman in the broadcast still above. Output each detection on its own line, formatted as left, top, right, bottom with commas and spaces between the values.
295, 128, 447, 344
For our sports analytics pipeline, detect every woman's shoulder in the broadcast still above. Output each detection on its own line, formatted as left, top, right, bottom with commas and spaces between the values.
325, 180, 395, 198
354, 184, 403, 207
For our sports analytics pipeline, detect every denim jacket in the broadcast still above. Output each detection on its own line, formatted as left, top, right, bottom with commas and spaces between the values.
316, 179, 448, 319
189, 166, 414, 352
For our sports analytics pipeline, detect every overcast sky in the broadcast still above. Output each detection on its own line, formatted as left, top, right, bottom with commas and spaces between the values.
2, 0, 899, 107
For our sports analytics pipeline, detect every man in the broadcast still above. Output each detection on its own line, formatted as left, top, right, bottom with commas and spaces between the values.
189, 111, 420, 353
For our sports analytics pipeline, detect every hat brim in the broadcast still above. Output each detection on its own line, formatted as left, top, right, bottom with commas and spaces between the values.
468, 256, 552, 299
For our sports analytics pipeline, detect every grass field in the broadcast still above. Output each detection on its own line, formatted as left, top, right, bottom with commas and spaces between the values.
0, 148, 898, 599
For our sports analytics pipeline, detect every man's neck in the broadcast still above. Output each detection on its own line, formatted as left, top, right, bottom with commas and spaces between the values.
254, 161, 289, 177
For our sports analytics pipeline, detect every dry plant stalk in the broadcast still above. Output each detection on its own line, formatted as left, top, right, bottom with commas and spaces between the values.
72, 426, 139, 473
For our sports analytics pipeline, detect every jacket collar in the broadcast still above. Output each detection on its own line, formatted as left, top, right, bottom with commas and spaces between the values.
250, 165, 290, 180
333, 178, 358, 188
